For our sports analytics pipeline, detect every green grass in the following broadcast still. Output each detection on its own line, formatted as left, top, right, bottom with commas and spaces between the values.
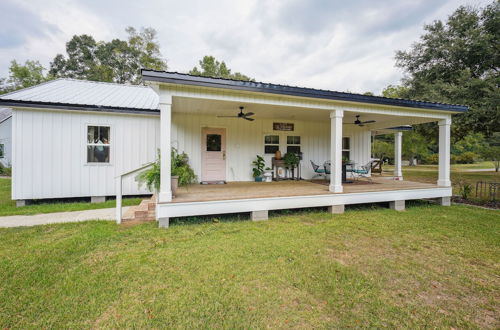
0, 204, 498, 328
0, 178, 142, 216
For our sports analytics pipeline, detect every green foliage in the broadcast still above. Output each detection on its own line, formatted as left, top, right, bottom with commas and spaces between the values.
137, 148, 197, 192
395, 1, 500, 139
423, 153, 439, 165
452, 133, 487, 155
402, 131, 430, 165
381, 85, 409, 99
283, 152, 300, 168
480, 132, 500, 171
454, 151, 477, 164
455, 176, 474, 199
251, 155, 265, 178
189, 56, 253, 81
49, 27, 167, 84
0, 163, 11, 176
372, 139, 394, 161
171, 148, 197, 186
0, 60, 50, 94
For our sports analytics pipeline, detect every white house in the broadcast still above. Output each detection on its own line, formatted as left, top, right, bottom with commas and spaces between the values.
0, 72, 467, 226
0, 108, 12, 168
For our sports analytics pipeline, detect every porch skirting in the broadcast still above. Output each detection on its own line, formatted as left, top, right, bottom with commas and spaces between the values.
157, 186, 452, 219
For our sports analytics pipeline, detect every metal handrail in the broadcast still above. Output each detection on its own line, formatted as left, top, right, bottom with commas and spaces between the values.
115, 161, 154, 224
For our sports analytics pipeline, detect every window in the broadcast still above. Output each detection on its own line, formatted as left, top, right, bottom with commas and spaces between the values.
0, 144, 3, 158
264, 135, 280, 154
287, 135, 301, 154
87, 126, 110, 163
342, 137, 350, 161
206, 134, 222, 151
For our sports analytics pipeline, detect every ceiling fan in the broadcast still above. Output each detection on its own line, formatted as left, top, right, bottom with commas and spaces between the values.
217, 106, 255, 121
349, 115, 376, 127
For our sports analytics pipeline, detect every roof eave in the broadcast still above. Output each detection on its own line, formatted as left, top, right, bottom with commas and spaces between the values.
0, 100, 160, 116
142, 70, 468, 113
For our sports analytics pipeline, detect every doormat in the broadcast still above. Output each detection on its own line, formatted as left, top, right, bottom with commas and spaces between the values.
201, 181, 226, 185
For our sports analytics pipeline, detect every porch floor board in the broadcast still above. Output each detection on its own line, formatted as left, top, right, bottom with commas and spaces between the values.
172, 177, 438, 203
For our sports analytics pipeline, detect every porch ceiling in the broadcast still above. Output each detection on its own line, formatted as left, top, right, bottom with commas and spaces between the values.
172, 96, 440, 129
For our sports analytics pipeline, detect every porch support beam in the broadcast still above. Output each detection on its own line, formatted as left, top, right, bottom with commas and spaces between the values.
159, 95, 173, 203
329, 110, 343, 193
394, 132, 403, 180
437, 117, 452, 187
328, 205, 345, 214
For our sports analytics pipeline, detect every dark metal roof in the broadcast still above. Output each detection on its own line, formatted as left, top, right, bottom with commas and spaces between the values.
142, 70, 468, 113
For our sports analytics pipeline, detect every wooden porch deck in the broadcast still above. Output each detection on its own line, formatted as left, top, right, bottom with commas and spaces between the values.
172, 177, 438, 203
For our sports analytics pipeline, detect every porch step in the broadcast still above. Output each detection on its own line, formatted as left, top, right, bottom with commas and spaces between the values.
122, 196, 156, 224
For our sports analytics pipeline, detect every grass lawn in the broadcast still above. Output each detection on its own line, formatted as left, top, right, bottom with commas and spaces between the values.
0, 204, 498, 328
0, 178, 142, 216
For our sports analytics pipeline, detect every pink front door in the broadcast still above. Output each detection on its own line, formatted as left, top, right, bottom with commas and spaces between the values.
201, 128, 226, 182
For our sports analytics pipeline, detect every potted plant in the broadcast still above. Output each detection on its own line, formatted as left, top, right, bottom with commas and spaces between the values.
252, 155, 265, 182
137, 148, 197, 197
263, 167, 273, 182
283, 152, 300, 180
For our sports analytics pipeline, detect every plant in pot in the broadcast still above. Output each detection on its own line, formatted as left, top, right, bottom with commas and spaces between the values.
137, 148, 197, 198
283, 152, 300, 179
252, 155, 265, 182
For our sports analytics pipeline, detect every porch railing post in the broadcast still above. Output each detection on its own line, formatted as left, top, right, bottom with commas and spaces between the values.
329, 109, 343, 193
437, 117, 451, 187
394, 132, 403, 180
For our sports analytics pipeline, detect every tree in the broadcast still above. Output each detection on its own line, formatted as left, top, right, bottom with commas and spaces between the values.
395, 1, 500, 140
402, 131, 430, 166
189, 56, 253, 81
481, 132, 500, 171
372, 138, 394, 161
0, 60, 49, 94
49, 27, 167, 84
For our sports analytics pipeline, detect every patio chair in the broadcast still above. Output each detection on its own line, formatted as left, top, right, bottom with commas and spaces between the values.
323, 161, 331, 175
310, 160, 326, 179
351, 161, 373, 182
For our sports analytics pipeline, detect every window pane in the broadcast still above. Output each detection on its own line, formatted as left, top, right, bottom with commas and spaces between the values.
87, 146, 110, 163
88, 126, 110, 144
0, 144, 4, 158
287, 136, 300, 144
265, 145, 279, 154
342, 151, 350, 161
265, 135, 279, 144
287, 146, 301, 154
342, 137, 350, 150
206, 134, 222, 151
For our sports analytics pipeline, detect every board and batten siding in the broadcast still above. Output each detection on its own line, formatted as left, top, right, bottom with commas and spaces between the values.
12, 109, 160, 200
171, 113, 372, 182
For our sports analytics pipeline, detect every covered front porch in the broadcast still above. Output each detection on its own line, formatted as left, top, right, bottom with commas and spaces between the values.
140, 71, 459, 227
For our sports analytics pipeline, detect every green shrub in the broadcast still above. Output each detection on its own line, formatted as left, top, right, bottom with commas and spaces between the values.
454, 152, 477, 164
251, 155, 265, 178
137, 148, 197, 192
0, 164, 11, 176
423, 153, 439, 165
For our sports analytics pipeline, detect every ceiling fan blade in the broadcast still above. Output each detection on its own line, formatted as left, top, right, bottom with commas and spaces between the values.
361, 120, 376, 124
244, 112, 254, 117
217, 115, 239, 118
358, 124, 365, 127
244, 117, 255, 121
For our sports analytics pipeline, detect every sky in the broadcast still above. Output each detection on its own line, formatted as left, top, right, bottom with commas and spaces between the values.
0, 0, 489, 94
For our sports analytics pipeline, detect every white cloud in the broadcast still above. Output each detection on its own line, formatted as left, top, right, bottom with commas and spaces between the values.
0, 0, 489, 94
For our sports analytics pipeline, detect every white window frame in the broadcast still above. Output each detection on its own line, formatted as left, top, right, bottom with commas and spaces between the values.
263, 134, 280, 154
85, 124, 112, 165
286, 135, 301, 154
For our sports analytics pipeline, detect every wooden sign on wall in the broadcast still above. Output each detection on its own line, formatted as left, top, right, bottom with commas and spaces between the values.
273, 122, 294, 131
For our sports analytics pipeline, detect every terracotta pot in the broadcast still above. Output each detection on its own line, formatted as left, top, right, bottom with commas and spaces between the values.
275, 150, 282, 160
171, 176, 179, 197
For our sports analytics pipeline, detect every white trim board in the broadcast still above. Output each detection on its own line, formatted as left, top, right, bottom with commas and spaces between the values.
157, 187, 452, 218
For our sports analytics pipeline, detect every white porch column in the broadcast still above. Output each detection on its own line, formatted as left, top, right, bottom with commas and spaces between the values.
329, 110, 343, 193
437, 117, 452, 187
159, 95, 173, 202
394, 132, 403, 180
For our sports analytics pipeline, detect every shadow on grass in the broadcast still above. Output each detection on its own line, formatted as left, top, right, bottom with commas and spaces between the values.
169, 199, 439, 226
